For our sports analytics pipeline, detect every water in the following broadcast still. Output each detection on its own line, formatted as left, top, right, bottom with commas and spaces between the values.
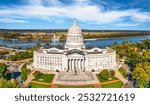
0, 35, 150, 50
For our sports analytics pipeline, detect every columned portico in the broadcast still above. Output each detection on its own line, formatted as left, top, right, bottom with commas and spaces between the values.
67, 58, 85, 73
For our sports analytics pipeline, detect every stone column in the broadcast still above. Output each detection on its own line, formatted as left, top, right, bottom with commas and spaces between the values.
83, 59, 85, 71
71, 59, 72, 71
78, 59, 80, 70
74, 59, 76, 70
76, 59, 79, 70
72, 59, 74, 71
75, 59, 78, 74
68, 59, 70, 71
67, 59, 69, 71
80, 59, 82, 70
82, 59, 84, 71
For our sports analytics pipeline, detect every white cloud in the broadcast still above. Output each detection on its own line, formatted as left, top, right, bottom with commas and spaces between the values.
115, 23, 138, 27
0, 0, 150, 24
0, 18, 26, 23
129, 10, 150, 22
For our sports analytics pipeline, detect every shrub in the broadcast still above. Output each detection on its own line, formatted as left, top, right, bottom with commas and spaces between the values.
33, 71, 43, 80
100, 70, 115, 80
21, 64, 31, 81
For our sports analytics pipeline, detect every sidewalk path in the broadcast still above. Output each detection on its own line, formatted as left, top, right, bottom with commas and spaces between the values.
100, 80, 120, 85
115, 70, 128, 84
22, 70, 36, 87
31, 81, 51, 86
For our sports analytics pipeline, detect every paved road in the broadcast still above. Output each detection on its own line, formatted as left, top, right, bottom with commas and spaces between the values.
0, 58, 33, 63
0, 58, 32, 87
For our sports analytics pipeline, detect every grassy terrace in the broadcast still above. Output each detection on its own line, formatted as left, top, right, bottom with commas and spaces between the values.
118, 67, 127, 78
21, 64, 31, 81
59, 85, 94, 88
33, 74, 55, 83
28, 83, 50, 88
96, 74, 118, 83
101, 81, 124, 88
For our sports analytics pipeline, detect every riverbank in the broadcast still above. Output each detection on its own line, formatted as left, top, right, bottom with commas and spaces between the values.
0, 35, 149, 50
1, 32, 150, 41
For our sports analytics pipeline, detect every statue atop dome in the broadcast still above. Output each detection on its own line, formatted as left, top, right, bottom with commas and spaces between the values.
73, 18, 77, 25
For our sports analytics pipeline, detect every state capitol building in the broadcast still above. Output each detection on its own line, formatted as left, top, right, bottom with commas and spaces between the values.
33, 19, 117, 74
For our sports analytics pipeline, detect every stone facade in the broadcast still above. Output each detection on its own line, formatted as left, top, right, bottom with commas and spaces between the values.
33, 19, 117, 73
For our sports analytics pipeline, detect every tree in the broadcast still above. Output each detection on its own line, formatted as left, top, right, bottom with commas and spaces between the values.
36, 42, 41, 47
114, 41, 118, 45
100, 70, 115, 80
0, 78, 5, 88
45, 42, 50, 46
4, 80, 19, 88
132, 63, 150, 88
143, 50, 150, 62
0, 79, 19, 88
0, 63, 7, 78
126, 52, 143, 69
143, 62, 150, 77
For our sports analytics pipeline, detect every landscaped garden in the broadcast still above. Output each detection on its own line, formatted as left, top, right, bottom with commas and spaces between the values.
21, 63, 31, 81
101, 81, 124, 88
33, 71, 55, 83
97, 70, 118, 82
28, 82, 50, 88
118, 67, 127, 78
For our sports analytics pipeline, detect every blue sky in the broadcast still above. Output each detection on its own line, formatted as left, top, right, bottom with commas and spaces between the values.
0, 0, 150, 30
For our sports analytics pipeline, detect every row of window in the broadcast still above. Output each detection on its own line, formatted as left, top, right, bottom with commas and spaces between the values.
88, 56, 114, 59
36, 65, 63, 70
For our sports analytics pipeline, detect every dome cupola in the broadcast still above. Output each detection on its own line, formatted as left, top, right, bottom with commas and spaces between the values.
68, 19, 82, 35
65, 19, 85, 50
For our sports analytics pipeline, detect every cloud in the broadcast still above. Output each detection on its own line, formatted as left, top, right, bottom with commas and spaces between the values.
0, 18, 26, 23
115, 23, 138, 27
0, 0, 150, 24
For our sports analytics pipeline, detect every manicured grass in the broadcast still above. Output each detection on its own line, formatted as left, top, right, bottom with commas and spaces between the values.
33, 74, 55, 83
59, 85, 94, 88
21, 64, 31, 81
28, 82, 50, 88
118, 67, 127, 78
96, 74, 118, 83
101, 81, 124, 88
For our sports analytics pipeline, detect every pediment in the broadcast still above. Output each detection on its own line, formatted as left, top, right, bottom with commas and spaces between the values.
67, 52, 84, 57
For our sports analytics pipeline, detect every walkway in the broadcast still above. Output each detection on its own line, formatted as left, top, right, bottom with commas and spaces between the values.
22, 70, 36, 88
0, 58, 33, 64
100, 80, 120, 85
31, 81, 51, 86
115, 70, 128, 84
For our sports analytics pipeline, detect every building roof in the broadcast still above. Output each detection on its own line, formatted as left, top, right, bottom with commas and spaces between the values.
66, 49, 85, 55
44, 45, 64, 49
68, 19, 82, 35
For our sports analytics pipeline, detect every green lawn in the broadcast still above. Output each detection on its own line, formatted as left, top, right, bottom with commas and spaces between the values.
28, 82, 50, 88
59, 85, 94, 88
101, 81, 124, 88
33, 74, 55, 83
21, 64, 31, 81
118, 67, 127, 78
96, 74, 118, 83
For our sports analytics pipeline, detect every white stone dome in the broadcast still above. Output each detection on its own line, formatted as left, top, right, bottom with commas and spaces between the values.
68, 19, 82, 34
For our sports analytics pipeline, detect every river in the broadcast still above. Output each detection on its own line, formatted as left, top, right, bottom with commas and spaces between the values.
0, 35, 150, 50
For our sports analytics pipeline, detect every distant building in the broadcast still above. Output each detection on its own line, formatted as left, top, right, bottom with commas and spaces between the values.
33, 19, 117, 73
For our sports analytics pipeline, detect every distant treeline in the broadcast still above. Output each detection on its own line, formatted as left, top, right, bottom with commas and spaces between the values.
83, 31, 150, 39
0, 29, 150, 33
0, 29, 150, 40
